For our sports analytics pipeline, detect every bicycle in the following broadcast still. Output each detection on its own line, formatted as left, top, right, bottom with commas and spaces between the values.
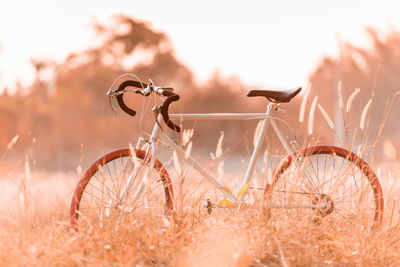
70, 74, 384, 232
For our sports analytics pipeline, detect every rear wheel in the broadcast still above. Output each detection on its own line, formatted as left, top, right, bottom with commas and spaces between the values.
70, 148, 174, 231
264, 146, 383, 231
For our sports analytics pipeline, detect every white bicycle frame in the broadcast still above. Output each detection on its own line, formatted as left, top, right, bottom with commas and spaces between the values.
122, 102, 300, 205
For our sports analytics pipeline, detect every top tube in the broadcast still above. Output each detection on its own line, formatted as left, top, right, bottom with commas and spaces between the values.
169, 113, 269, 120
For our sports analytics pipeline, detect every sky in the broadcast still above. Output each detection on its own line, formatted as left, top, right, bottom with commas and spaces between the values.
1, 0, 400, 92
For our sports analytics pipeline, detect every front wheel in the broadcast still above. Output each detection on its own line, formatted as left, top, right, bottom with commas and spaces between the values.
70, 148, 174, 231
264, 146, 384, 231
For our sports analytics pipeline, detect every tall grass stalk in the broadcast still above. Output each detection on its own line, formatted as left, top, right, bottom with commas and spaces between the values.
308, 96, 318, 135
0, 134, 19, 162
346, 88, 361, 113
317, 103, 334, 129
299, 84, 311, 123
337, 81, 344, 109
360, 99, 372, 130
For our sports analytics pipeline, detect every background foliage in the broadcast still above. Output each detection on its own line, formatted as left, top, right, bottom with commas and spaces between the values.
0, 15, 399, 169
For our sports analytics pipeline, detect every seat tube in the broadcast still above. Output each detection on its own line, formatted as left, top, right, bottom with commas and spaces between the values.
240, 104, 273, 188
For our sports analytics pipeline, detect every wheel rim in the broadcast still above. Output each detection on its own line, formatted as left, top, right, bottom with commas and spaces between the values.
265, 146, 383, 231
70, 149, 173, 231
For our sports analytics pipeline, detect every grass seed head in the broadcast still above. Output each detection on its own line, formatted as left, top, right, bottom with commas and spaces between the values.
308, 96, 318, 135
360, 99, 372, 130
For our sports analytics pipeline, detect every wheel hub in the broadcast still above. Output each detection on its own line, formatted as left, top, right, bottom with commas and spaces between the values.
312, 193, 334, 217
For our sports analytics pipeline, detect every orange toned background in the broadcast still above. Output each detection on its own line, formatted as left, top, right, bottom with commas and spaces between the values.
1, 14, 400, 170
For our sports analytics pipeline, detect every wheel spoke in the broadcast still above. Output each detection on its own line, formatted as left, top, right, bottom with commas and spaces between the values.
70, 149, 172, 230
266, 147, 383, 231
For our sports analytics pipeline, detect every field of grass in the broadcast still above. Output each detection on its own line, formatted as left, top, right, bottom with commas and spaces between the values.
1, 155, 400, 266
1, 87, 400, 266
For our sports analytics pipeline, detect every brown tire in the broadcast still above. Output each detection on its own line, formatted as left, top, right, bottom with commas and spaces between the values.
70, 148, 173, 231
264, 146, 384, 231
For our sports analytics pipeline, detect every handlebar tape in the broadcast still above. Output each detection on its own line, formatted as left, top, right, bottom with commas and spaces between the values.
112, 79, 180, 131
114, 80, 148, 117
160, 92, 181, 133
116, 94, 136, 117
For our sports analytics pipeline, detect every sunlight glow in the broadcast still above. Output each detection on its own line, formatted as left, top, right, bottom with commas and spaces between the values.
1, 0, 400, 91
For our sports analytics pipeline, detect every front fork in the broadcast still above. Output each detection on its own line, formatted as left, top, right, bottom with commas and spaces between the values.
124, 114, 163, 205
104, 114, 163, 217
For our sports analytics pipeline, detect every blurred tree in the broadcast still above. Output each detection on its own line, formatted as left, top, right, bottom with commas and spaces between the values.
0, 14, 342, 169
0, 15, 198, 168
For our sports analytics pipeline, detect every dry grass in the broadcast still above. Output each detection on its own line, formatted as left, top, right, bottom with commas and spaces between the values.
0, 159, 399, 266
1, 87, 400, 266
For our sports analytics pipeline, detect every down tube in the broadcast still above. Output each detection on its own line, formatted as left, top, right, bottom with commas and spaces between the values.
160, 133, 236, 202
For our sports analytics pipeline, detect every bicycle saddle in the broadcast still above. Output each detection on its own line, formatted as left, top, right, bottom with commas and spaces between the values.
247, 87, 302, 103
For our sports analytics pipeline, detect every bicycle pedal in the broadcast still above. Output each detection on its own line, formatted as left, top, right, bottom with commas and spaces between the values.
204, 199, 213, 214
203, 199, 237, 214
